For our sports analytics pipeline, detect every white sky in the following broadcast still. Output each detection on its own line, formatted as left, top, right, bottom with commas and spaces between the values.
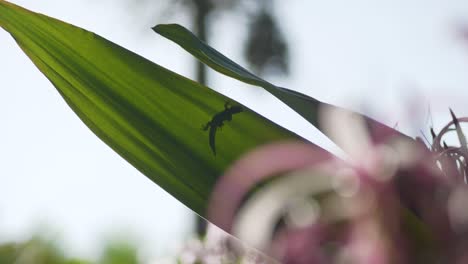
1, 0, 468, 261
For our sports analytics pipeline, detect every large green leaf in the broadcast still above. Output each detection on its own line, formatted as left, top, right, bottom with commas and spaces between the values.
154, 24, 411, 145
0, 1, 306, 215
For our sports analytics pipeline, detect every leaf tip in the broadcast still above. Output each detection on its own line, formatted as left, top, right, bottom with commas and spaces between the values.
152, 23, 187, 36
151, 24, 166, 34
152, 23, 197, 49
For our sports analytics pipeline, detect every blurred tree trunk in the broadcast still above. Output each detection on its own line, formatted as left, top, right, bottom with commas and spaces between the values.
193, 0, 210, 86
192, 0, 211, 236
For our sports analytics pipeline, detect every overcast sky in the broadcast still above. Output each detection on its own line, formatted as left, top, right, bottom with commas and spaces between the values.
1, 0, 468, 261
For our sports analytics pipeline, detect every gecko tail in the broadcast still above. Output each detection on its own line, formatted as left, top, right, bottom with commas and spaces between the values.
209, 126, 217, 156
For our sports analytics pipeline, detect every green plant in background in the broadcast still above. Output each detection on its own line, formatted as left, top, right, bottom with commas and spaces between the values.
0, 236, 143, 264
0, 232, 269, 263
100, 242, 139, 264
0, 237, 90, 264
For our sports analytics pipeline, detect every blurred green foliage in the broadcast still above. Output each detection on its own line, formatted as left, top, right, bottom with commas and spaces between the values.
100, 242, 139, 264
0, 237, 139, 264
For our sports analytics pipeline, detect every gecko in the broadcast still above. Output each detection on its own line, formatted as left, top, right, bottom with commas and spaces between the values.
203, 102, 243, 155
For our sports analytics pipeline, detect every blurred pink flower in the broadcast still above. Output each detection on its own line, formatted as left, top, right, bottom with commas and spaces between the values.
207, 110, 468, 263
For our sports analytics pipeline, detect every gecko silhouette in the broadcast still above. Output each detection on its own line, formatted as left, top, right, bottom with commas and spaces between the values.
203, 102, 243, 155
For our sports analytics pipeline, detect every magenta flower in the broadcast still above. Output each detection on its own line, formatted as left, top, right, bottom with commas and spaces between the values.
208, 110, 468, 263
